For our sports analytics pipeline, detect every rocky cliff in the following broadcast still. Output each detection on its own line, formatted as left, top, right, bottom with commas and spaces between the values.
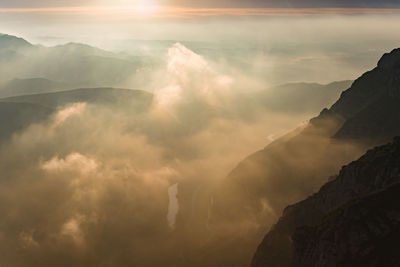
251, 138, 400, 266
211, 48, 400, 266
293, 183, 400, 267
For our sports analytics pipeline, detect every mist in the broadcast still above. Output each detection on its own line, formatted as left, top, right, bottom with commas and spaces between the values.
0, 12, 398, 267
0, 40, 317, 266
2, 14, 400, 85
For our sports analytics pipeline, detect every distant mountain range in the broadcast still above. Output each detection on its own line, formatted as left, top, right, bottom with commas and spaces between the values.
0, 34, 154, 86
244, 80, 352, 114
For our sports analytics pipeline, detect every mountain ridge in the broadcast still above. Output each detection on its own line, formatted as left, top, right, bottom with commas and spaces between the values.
252, 136, 400, 266
0, 34, 148, 86
210, 47, 400, 266
250, 47, 400, 267
0, 87, 154, 110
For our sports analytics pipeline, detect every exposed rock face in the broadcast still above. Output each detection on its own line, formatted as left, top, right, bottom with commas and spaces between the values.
251, 137, 400, 267
331, 48, 400, 144
293, 184, 400, 267
212, 48, 400, 266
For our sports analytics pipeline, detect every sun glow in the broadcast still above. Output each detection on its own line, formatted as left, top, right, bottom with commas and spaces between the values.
1, 4, 400, 19
134, 0, 158, 17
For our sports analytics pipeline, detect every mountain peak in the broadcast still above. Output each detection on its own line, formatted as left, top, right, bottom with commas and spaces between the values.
377, 48, 400, 69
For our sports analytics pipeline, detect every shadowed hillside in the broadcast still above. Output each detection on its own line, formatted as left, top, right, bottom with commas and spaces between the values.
0, 87, 153, 111
0, 102, 52, 143
0, 78, 75, 98
0, 87, 153, 145
253, 136, 400, 267
249, 48, 400, 266
208, 48, 400, 266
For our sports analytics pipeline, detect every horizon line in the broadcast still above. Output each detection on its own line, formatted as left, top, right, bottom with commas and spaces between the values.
1, 6, 400, 18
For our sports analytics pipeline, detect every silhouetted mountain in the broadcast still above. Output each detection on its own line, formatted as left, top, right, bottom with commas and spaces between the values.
329, 49, 400, 144
253, 137, 400, 267
293, 183, 400, 267
0, 78, 74, 98
0, 87, 153, 111
210, 48, 400, 266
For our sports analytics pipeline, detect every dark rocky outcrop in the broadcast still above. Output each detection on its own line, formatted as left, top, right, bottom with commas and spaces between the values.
331, 48, 400, 144
252, 136, 400, 266
293, 183, 400, 267
215, 48, 400, 266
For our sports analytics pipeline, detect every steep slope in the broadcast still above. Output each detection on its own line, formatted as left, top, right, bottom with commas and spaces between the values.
210, 48, 400, 266
293, 184, 400, 267
252, 136, 400, 267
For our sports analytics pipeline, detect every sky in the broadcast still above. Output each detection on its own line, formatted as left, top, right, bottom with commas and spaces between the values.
1, 0, 400, 8
1, 0, 400, 86
0, 0, 400, 22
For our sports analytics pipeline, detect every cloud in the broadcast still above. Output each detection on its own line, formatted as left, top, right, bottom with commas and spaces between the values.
153, 43, 233, 117
41, 153, 98, 174
53, 103, 86, 127
60, 216, 85, 247
0, 41, 360, 267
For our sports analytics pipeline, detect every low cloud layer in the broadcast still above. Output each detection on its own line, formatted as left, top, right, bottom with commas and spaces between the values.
0, 28, 378, 267
0, 43, 319, 266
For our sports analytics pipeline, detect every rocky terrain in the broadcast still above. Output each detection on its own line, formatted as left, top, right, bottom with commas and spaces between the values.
212, 48, 400, 266
250, 48, 400, 267
252, 136, 400, 266
293, 183, 400, 267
